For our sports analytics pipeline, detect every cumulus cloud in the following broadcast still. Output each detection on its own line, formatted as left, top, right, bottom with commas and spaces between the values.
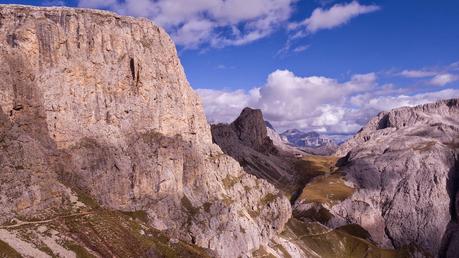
290, 1, 380, 34
78, 0, 295, 48
430, 73, 458, 86
195, 88, 260, 123
197, 70, 459, 134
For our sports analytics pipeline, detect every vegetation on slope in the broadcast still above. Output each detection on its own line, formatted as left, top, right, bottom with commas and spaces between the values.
0, 240, 22, 258
0, 192, 213, 258
298, 174, 354, 205
282, 218, 428, 258
293, 155, 353, 205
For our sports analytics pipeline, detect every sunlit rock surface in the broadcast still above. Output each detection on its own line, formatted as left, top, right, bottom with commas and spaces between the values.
0, 5, 291, 257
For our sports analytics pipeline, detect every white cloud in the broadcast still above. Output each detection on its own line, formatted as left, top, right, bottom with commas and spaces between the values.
42, 0, 66, 6
430, 73, 458, 86
353, 89, 459, 111
290, 1, 380, 34
197, 70, 459, 134
196, 88, 260, 123
399, 70, 437, 78
293, 44, 310, 52
78, 0, 295, 49
78, 0, 117, 8
396, 64, 459, 87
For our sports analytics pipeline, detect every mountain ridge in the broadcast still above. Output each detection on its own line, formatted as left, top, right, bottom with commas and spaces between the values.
330, 98, 459, 256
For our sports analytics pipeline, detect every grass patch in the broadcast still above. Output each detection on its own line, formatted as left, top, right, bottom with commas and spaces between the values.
181, 196, 199, 216
0, 240, 22, 258
297, 174, 354, 205
75, 190, 99, 209
282, 218, 427, 258
294, 205, 334, 224
122, 210, 149, 223
62, 210, 212, 258
64, 242, 97, 258
222, 175, 241, 189
252, 246, 277, 258
248, 208, 260, 218
337, 224, 373, 241
273, 243, 292, 258
38, 246, 55, 257
202, 202, 212, 213
413, 141, 437, 152
259, 193, 278, 206
295, 156, 338, 180
248, 193, 281, 218
291, 155, 341, 200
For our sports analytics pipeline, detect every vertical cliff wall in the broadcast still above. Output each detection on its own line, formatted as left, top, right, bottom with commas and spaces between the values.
0, 5, 291, 257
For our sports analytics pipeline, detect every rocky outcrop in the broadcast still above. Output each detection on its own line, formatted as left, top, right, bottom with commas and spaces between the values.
212, 108, 302, 192
331, 99, 459, 256
0, 5, 291, 257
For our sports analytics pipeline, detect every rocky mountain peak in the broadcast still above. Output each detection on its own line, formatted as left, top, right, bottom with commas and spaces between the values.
336, 98, 459, 156
211, 107, 303, 191
282, 128, 303, 135
304, 131, 320, 137
231, 107, 269, 149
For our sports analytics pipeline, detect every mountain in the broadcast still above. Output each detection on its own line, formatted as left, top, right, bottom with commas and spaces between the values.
213, 107, 428, 257
281, 129, 336, 148
280, 129, 338, 155
301, 98, 459, 256
211, 108, 302, 192
0, 5, 453, 258
0, 6, 292, 257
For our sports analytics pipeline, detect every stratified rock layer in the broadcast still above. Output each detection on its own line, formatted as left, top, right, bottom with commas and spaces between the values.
0, 5, 291, 257
333, 99, 459, 256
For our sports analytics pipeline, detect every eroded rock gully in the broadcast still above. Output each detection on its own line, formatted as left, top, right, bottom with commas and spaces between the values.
0, 5, 291, 257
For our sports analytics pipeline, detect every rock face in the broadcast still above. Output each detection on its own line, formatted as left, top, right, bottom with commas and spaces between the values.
332, 99, 459, 256
212, 108, 302, 192
0, 5, 291, 257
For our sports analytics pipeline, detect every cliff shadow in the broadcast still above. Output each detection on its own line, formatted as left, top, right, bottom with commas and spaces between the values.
439, 154, 459, 258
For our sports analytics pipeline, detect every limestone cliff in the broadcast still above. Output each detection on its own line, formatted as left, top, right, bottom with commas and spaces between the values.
0, 5, 291, 257
332, 99, 459, 256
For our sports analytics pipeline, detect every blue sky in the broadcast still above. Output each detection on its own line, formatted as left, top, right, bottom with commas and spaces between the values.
2, 0, 459, 134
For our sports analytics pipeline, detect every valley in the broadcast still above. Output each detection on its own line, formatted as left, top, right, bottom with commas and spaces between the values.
0, 4, 458, 258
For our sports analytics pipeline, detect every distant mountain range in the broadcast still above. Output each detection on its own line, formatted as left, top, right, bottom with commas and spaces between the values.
280, 129, 337, 148
263, 125, 351, 155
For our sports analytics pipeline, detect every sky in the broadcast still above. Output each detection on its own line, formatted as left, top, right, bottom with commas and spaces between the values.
2, 0, 459, 134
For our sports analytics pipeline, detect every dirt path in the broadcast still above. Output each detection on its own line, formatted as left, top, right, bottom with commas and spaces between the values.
0, 211, 93, 229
